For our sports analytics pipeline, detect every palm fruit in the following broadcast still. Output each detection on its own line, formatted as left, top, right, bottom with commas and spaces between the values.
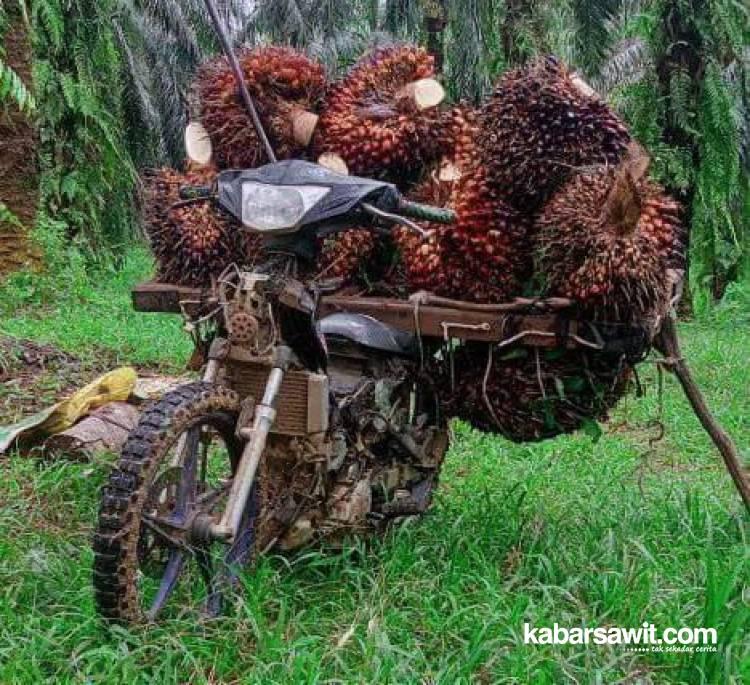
314, 45, 445, 180
393, 106, 532, 302
448, 166, 533, 302
536, 152, 684, 321
390, 108, 472, 297
437, 344, 631, 442
478, 56, 631, 210
434, 104, 482, 170
198, 46, 326, 169
311, 107, 475, 291
143, 167, 261, 286
316, 228, 376, 282
392, 171, 464, 295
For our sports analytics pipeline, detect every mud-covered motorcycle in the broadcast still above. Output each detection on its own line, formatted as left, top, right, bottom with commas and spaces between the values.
93, 160, 457, 622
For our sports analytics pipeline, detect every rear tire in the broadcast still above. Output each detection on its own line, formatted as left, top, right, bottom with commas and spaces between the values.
92, 382, 245, 623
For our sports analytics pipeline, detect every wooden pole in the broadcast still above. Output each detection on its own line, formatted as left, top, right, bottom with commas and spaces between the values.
201, 0, 277, 163
655, 314, 750, 512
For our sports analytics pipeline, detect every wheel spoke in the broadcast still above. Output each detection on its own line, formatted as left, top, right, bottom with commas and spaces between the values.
174, 427, 200, 519
197, 549, 223, 618
147, 549, 186, 620
227, 515, 255, 567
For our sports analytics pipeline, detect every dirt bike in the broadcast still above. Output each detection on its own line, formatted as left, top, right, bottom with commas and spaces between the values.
92, 159, 457, 623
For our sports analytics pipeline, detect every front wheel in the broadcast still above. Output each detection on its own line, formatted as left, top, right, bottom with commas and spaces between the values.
92, 382, 257, 623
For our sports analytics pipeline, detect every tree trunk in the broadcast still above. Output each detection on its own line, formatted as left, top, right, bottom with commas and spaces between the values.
419, 1, 447, 71
502, 0, 532, 66
0, 6, 40, 275
656, 0, 702, 317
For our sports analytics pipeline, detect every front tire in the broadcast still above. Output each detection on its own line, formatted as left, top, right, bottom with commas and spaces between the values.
92, 382, 250, 623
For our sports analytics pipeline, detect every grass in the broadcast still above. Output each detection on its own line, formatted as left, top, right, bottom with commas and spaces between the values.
0, 250, 748, 683
0, 247, 191, 370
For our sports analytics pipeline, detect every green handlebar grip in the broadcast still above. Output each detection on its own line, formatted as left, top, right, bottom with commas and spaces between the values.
179, 185, 213, 201
398, 199, 456, 225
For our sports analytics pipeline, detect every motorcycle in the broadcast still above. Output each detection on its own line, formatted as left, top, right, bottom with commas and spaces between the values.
92, 156, 457, 623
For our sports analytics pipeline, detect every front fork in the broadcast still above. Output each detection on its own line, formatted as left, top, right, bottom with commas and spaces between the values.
208, 345, 293, 542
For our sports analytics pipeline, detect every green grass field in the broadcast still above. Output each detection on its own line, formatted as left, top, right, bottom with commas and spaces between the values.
0, 250, 748, 683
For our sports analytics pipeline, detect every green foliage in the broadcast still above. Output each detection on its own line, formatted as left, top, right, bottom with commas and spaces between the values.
115, 0, 227, 166
444, 0, 495, 102
383, 0, 421, 38
246, 0, 379, 75
25, 0, 225, 251
31, 0, 136, 249
0, 243, 190, 367
0, 201, 23, 229
0, 2, 35, 111
0, 55, 35, 111
691, 58, 747, 306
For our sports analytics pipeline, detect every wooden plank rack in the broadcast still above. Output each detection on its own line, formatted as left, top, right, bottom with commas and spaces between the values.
132, 281, 750, 511
131, 280, 611, 349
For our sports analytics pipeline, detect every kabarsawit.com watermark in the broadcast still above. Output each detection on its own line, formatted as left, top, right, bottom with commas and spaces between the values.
523, 623, 718, 652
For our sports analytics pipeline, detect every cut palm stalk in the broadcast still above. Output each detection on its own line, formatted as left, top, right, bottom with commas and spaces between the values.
397, 78, 446, 110
292, 109, 319, 148
317, 153, 349, 175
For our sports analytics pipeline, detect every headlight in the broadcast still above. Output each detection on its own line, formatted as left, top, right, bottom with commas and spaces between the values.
241, 182, 330, 233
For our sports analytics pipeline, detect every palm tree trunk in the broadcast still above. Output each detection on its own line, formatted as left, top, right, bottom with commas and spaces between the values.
502, 0, 531, 65
420, 1, 447, 71
655, 0, 702, 316
0, 4, 40, 275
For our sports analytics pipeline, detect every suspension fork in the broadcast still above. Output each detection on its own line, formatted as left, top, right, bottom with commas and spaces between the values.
210, 345, 294, 542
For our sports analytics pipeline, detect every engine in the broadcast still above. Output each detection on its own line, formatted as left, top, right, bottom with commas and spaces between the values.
271, 328, 448, 550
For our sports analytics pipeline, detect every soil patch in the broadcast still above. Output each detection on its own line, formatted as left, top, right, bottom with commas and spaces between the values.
0, 336, 116, 425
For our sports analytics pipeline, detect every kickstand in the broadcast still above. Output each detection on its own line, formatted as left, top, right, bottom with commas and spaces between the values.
654, 313, 750, 512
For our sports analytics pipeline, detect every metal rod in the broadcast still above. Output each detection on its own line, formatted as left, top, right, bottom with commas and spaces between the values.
201, 0, 277, 163
362, 203, 428, 237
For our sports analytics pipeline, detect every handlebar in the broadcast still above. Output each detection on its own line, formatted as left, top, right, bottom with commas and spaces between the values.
397, 199, 456, 225
175, 183, 456, 238
179, 185, 213, 200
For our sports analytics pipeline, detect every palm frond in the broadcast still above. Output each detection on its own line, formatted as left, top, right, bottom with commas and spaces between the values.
594, 37, 652, 95
571, 0, 628, 71
0, 55, 35, 111
113, 17, 166, 164
383, 0, 421, 37
130, 0, 202, 62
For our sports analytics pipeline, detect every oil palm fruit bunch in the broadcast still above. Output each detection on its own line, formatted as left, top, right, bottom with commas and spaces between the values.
396, 172, 531, 302
478, 56, 631, 210
448, 166, 533, 302
394, 106, 531, 303
391, 107, 476, 297
392, 169, 463, 295
434, 104, 482, 171
314, 45, 446, 180
144, 167, 261, 286
316, 228, 376, 282
437, 344, 631, 442
198, 47, 326, 169
536, 146, 684, 321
